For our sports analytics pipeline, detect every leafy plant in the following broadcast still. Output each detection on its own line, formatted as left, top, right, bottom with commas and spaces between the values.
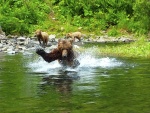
0, 0, 50, 35
0, 0, 149, 36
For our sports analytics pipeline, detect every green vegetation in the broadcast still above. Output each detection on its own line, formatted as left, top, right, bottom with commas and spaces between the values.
99, 40, 150, 58
79, 36, 150, 58
0, 0, 150, 36
0, 0, 150, 58
0, 0, 51, 35
81, 36, 150, 58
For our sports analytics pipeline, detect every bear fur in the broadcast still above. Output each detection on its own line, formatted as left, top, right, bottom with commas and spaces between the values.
66, 32, 82, 42
36, 39, 80, 68
35, 29, 49, 47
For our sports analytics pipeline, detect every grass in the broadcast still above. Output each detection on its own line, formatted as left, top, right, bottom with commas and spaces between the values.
99, 41, 150, 58
81, 38, 150, 58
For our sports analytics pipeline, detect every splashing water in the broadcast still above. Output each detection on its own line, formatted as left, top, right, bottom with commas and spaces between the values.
28, 47, 123, 75
78, 53, 122, 68
78, 47, 122, 68
28, 58, 61, 74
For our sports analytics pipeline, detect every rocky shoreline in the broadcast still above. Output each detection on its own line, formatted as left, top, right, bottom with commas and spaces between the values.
0, 32, 137, 54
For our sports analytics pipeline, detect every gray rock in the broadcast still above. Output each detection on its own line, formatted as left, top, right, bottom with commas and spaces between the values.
24, 37, 31, 45
18, 46, 26, 50
7, 51, 16, 54
2, 46, 8, 51
7, 48, 13, 51
17, 37, 26, 41
49, 34, 56, 42
0, 34, 6, 39
0, 43, 3, 48
8, 46, 14, 50
18, 41, 25, 45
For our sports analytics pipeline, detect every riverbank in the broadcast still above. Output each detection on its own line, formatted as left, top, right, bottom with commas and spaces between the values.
94, 40, 150, 58
0, 33, 150, 58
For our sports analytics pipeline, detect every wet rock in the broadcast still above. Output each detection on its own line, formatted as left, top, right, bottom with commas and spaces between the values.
18, 38, 31, 46
8, 46, 14, 50
18, 41, 25, 45
7, 35, 17, 38
0, 43, 3, 48
118, 37, 135, 43
14, 48, 19, 53
49, 34, 56, 42
17, 45, 26, 51
7, 47, 16, 54
7, 51, 16, 54
97, 37, 107, 43
0, 38, 8, 44
24, 37, 31, 45
0, 34, 6, 39
17, 37, 26, 41
2, 46, 8, 51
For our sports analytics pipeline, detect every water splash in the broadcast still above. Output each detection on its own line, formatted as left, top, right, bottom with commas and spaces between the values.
78, 54, 122, 68
28, 47, 123, 74
27, 47, 132, 93
28, 57, 61, 74
28, 56, 122, 74
78, 47, 122, 68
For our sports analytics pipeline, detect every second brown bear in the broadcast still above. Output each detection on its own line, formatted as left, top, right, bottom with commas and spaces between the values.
66, 32, 82, 42
35, 29, 49, 47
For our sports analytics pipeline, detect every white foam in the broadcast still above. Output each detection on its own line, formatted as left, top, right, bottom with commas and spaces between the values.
28, 47, 123, 74
78, 56, 122, 68
77, 48, 122, 68
28, 57, 61, 73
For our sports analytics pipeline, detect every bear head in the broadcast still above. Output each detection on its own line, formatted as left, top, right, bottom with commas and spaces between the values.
35, 29, 42, 37
66, 33, 72, 38
57, 39, 73, 58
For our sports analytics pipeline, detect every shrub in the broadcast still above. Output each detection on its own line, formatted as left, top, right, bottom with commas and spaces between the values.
0, 0, 50, 35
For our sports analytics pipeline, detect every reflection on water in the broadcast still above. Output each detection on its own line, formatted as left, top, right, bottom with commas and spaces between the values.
40, 74, 79, 95
0, 46, 150, 113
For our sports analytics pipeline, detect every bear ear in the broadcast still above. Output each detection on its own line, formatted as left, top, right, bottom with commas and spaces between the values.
35, 29, 41, 33
69, 33, 73, 35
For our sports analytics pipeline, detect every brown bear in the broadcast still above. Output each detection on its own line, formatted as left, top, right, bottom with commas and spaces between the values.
66, 32, 82, 42
36, 39, 80, 68
35, 29, 49, 47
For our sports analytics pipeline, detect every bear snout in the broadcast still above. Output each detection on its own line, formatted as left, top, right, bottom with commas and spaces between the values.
62, 49, 68, 58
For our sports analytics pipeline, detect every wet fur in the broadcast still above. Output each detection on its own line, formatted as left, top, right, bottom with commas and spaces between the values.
36, 39, 80, 68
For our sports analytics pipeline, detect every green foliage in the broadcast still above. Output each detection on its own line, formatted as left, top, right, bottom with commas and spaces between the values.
0, 0, 150, 36
52, 0, 149, 36
0, 0, 50, 35
131, 0, 150, 34
108, 27, 119, 36
97, 37, 150, 58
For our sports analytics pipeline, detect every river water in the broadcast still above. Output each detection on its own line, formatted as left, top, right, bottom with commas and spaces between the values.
0, 45, 150, 113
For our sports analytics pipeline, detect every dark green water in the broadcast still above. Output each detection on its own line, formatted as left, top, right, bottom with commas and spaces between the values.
0, 48, 150, 113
